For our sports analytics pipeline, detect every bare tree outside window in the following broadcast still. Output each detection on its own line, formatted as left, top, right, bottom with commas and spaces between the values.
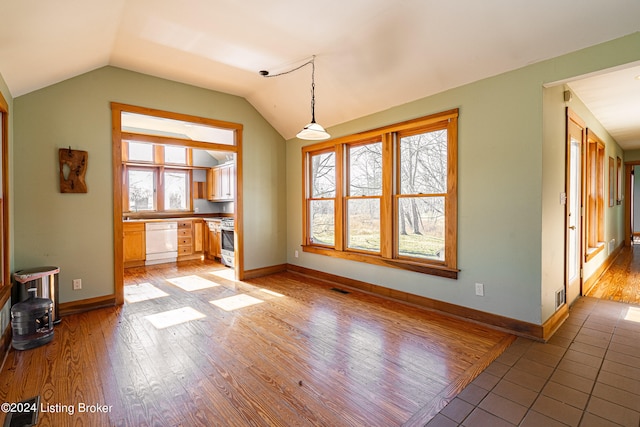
128, 169, 155, 211
348, 142, 382, 252
164, 170, 189, 210
309, 151, 335, 246
398, 130, 447, 260
302, 109, 458, 277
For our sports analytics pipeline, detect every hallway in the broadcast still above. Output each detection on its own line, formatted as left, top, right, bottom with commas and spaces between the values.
586, 246, 640, 305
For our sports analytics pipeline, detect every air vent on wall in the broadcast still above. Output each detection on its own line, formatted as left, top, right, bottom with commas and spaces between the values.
555, 289, 566, 310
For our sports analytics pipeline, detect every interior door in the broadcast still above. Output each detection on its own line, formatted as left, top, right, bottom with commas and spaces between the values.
566, 109, 585, 304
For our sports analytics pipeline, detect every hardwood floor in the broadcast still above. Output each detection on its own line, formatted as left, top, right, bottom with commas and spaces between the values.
586, 245, 640, 305
1, 260, 513, 426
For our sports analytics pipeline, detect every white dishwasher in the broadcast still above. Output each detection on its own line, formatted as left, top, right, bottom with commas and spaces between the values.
145, 222, 178, 265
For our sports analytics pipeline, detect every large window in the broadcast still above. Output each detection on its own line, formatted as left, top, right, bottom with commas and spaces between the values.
303, 109, 458, 278
585, 130, 605, 260
123, 141, 192, 213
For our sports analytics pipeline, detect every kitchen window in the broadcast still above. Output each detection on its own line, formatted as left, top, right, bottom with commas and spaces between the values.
127, 168, 156, 211
128, 141, 154, 162
302, 109, 458, 279
123, 141, 192, 213
164, 169, 189, 210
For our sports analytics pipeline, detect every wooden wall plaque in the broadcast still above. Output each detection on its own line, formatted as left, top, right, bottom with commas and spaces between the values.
59, 147, 88, 193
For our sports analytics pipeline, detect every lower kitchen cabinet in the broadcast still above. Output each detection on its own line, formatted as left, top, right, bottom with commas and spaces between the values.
194, 220, 204, 253
123, 222, 145, 267
178, 219, 205, 261
206, 220, 222, 260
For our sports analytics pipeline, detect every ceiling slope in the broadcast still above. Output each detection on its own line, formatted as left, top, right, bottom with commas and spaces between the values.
1, 0, 639, 142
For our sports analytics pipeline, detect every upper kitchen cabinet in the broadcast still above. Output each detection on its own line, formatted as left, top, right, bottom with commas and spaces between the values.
207, 162, 235, 201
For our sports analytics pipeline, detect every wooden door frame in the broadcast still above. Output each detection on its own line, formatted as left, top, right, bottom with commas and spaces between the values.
111, 103, 244, 305
624, 161, 640, 247
565, 108, 585, 302
0, 92, 10, 309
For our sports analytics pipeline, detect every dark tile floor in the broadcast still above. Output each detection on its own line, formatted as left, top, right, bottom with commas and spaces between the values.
426, 297, 640, 427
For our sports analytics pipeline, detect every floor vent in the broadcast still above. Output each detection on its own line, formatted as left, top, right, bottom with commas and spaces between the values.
330, 287, 350, 294
3, 396, 40, 427
555, 289, 566, 310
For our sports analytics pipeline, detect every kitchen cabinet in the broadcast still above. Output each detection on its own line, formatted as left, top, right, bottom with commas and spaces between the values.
194, 220, 204, 253
123, 222, 145, 267
177, 219, 204, 261
207, 163, 235, 201
206, 220, 222, 260
177, 220, 193, 258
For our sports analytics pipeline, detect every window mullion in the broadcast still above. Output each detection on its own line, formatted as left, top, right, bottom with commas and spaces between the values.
335, 144, 344, 252
381, 133, 393, 258
156, 166, 164, 211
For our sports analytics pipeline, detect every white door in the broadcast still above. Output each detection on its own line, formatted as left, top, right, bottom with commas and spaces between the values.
566, 110, 585, 304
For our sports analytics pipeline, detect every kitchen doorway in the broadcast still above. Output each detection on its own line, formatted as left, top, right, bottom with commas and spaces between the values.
111, 103, 244, 305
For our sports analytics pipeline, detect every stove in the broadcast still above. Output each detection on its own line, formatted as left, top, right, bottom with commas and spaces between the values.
220, 218, 234, 268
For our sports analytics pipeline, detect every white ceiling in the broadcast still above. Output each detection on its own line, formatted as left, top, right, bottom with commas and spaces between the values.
1, 0, 639, 145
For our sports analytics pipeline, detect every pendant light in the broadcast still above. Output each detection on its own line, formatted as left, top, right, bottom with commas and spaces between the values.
259, 56, 330, 140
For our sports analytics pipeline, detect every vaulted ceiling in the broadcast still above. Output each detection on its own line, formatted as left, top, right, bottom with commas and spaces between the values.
1, 0, 639, 146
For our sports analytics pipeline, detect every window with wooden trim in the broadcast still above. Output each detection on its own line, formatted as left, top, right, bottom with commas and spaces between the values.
347, 139, 383, 253
122, 141, 193, 213
585, 130, 605, 260
302, 109, 458, 279
308, 149, 336, 246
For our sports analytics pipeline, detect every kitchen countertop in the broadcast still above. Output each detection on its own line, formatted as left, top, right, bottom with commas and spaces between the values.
123, 216, 228, 223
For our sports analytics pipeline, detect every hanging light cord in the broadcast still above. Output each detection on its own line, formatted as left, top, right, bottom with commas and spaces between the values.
260, 56, 317, 123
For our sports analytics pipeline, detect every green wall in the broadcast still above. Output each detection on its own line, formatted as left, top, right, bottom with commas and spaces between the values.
13, 66, 286, 303
287, 32, 640, 325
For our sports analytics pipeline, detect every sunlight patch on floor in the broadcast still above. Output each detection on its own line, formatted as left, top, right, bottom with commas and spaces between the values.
209, 268, 235, 282
210, 294, 264, 311
167, 275, 221, 291
124, 282, 169, 303
145, 307, 206, 329
259, 288, 285, 297
624, 306, 640, 323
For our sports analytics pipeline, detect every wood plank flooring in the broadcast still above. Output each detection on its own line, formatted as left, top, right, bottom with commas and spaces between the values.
586, 245, 640, 304
1, 260, 512, 426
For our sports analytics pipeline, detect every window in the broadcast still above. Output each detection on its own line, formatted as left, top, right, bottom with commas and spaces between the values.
585, 130, 605, 260
123, 141, 192, 213
128, 168, 156, 211
164, 145, 187, 164
128, 141, 154, 162
347, 140, 382, 252
164, 169, 189, 210
308, 150, 336, 246
398, 129, 448, 261
303, 109, 458, 278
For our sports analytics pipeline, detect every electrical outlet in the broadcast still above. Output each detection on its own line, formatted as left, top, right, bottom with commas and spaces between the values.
475, 283, 484, 296
295, 250, 299, 258
73, 279, 82, 290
